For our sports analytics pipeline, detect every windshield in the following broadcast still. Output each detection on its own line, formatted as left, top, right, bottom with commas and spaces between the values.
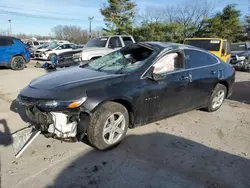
48, 43, 60, 49
185, 39, 221, 51
85, 37, 108, 47
86, 44, 153, 73
231, 43, 246, 51
38, 43, 50, 49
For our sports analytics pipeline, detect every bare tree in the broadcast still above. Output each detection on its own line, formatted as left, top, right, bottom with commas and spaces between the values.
51, 25, 89, 44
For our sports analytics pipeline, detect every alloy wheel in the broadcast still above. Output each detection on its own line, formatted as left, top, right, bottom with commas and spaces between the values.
212, 90, 225, 109
102, 112, 126, 145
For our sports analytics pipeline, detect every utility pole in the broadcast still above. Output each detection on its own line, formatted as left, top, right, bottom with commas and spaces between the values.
8, 19, 12, 35
88, 17, 94, 39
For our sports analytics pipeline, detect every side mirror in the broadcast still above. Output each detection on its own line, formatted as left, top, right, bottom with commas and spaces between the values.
147, 66, 166, 81
222, 49, 226, 55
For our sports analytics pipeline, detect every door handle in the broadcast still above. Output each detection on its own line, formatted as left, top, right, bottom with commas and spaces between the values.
180, 73, 192, 82
211, 70, 217, 75
180, 76, 189, 80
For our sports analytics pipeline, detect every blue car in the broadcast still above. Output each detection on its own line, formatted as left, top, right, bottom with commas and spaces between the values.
0, 36, 30, 70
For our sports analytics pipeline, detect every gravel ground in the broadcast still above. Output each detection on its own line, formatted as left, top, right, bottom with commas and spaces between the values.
0, 61, 250, 188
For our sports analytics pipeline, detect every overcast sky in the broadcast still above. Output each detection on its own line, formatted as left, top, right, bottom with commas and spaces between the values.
0, 0, 248, 35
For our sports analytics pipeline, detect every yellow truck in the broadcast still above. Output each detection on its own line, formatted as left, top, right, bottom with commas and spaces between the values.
184, 38, 231, 63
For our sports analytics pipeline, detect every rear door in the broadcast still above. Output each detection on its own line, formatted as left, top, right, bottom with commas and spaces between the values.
183, 49, 220, 108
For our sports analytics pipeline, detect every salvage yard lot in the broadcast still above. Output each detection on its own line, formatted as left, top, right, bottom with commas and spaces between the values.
1, 60, 250, 188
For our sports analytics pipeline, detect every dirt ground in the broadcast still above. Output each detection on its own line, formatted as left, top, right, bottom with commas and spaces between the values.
0, 61, 250, 188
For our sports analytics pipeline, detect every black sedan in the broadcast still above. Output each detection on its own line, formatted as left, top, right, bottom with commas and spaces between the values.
18, 42, 235, 150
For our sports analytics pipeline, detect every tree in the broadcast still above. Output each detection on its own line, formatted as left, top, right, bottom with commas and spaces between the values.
51, 25, 89, 44
100, 0, 137, 35
197, 4, 242, 42
137, 0, 214, 40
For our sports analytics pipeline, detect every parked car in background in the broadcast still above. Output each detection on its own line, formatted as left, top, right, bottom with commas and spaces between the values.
0, 36, 30, 70
38, 43, 75, 60
17, 42, 235, 151
230, 42, 250, 71
30, 42, 51, 58
184, 38, 231, 63
72, 35, 135, 63
26, 40, 40, 50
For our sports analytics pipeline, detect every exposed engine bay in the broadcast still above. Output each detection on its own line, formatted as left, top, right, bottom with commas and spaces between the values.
25, 106, 82, 140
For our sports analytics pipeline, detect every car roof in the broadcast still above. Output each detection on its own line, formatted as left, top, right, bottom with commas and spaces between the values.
185, 38, 226, 41
0, 35, 20, 40
139, 41, 198, 51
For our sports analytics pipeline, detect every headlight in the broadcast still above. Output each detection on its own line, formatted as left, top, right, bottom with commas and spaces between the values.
238, 56, 246, 61
73, 52, 82, 58
38, 97, 87, 110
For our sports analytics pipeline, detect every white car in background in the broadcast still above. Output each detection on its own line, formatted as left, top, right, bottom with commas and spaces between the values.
38, 43, 75, 60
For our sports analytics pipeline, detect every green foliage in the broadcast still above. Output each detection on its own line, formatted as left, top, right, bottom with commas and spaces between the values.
133, 23, 185, 43
100, 0, 136, 35
196, 4, 242, 42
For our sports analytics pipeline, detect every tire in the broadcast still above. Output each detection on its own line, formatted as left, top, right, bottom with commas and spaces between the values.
10, 56, 26, 70
87, 101, 129, 150
206, 84, 227, 112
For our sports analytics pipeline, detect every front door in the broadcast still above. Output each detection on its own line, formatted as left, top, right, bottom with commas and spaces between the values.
134, 50, 193, 124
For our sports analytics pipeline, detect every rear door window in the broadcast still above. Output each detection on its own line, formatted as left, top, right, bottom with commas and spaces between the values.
0, 38, 13, 46
122, 37, 133, 46
184, 49, 219, 69
109, 37, 122, 48
33, 41, 39, 46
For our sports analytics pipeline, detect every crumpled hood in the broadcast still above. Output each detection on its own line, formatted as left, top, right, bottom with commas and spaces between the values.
29, 67, 122, 90
231, 51, 248, 57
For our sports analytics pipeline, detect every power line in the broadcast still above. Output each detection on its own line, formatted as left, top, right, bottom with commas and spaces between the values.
0, 10, 103, 23
0, 5, 76, 16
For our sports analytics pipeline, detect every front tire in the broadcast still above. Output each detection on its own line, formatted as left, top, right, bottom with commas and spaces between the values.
87, 102, 129, 150
206, 84, 227, 112
10, 56, 26, 70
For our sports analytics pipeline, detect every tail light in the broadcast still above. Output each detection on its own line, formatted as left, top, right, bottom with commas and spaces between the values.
25, 46, 29, 51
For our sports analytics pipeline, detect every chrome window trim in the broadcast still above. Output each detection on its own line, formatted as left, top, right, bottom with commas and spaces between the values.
140, 47, 221, 79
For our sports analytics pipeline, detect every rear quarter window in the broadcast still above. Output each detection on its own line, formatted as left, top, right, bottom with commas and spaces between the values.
0, 38, 14, 46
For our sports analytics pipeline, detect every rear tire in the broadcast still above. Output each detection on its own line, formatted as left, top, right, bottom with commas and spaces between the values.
10, 56, 26, 70
87, 102, 129, 150
206, 84, 227, 112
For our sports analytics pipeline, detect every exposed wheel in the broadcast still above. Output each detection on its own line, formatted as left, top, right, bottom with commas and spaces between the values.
87, 102, 129, 150
10, 56, 26, 70
206, 84, 227, 112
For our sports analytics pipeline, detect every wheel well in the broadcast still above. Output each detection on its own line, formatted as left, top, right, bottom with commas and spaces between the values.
218, 81, 229, 96
11, 54, 26, 62
111, 99, 135, 127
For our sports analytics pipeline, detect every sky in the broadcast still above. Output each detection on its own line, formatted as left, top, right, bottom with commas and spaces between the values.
0, 0, 248, 36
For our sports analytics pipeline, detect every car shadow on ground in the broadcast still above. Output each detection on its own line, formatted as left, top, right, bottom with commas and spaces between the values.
228, 81, 250, 104
10, 100, 34, 124
47, 133, 250, 188
0, 119, 13, 146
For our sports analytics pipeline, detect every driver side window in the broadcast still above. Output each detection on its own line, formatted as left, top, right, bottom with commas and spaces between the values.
153, 52, 184, 74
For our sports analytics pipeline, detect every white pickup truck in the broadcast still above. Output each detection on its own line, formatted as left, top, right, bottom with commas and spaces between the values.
71, 35, 135, 63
